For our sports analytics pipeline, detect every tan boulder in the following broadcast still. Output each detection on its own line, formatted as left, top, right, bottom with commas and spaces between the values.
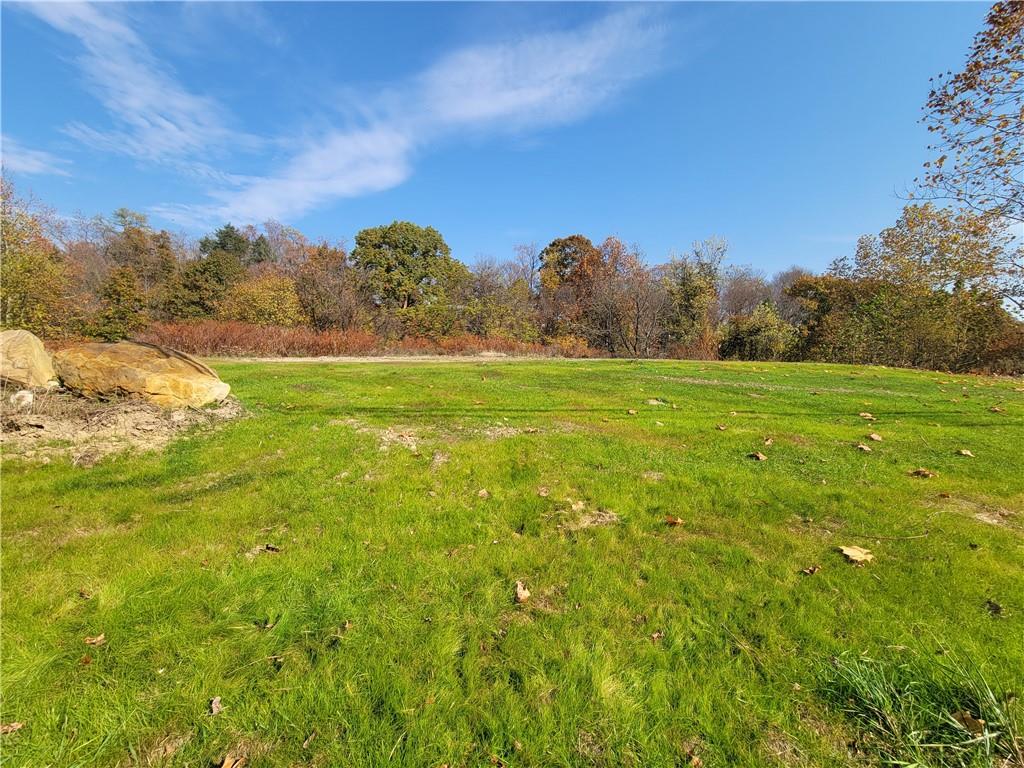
0, 329, 58, 389
53, 341, 230, 408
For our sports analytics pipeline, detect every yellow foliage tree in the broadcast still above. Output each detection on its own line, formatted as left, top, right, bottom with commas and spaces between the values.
217, 274, 307, 327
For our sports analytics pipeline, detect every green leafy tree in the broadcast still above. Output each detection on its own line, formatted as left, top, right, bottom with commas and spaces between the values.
661, 237, 727, 358
93, 266, 148, 340
351, 221, 462, 311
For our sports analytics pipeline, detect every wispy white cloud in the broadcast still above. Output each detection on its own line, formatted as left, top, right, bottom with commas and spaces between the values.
198, 7, 667, 226
24, 1, 255, 162
1, 135, 72, 176
26, 3, 666, 227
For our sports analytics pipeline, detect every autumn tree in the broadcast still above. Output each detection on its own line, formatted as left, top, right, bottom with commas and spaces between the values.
0, 180, 76, 337
919, 1, 1024, 222
719, 265, 772, 321
218, 274, 306, 327
295, 241, 368, 331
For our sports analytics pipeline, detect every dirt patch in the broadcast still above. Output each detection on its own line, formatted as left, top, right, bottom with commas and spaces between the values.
565, 508, 620, 531
335, 418, 420, 452
1, 387, 243, 466
927, 495, 1020, 530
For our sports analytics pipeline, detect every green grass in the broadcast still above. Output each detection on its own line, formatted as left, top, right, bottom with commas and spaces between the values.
2, 359, 1022, 767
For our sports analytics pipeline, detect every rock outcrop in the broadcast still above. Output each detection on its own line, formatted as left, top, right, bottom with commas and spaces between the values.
53, 341, 230, 408
0, 329, 58, 389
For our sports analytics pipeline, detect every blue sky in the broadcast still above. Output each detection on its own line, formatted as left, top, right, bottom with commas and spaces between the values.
2, 2, 986, 273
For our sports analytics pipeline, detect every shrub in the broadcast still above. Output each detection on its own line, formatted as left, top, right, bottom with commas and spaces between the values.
719, 303, 796, 361
140, 320, 380, 357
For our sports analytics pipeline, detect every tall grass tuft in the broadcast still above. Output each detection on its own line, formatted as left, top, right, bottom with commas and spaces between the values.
817, 649, 1023, 767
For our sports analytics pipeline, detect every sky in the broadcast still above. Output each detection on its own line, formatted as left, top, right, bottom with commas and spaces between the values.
1, 1, 988, 273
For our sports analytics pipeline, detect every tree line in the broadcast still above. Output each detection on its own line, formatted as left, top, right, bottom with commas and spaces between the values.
2, 183, 1021, 372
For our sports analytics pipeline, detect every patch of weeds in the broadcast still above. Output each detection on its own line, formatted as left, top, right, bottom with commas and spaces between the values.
816, 649, 1023, 767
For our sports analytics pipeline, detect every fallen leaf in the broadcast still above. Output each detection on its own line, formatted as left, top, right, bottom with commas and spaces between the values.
800, 565, 821, 576
650, 629, 665, 642
627, 409, 638, 415
763, 437, 774, 446
210, 696, 223, 716
478, 489, 490, 499
749, 452, 768, 461
952, 710, 986, 735
647, 399, 667, 406
859, 412, 876, 421
514, 580, 530, 604
989, 406, 1004, 413
84, 633, 106, 646
665, 515, 684, 526
219, 752, 246, 768
78, 588, 93, 600
303, 730, 317, 749
855, 444, 872, 452
868, 433, 883, 442
985, 599, 1003, 616
838, 546, 874, 564
957, 449, 975, 457
80, 655, 92, 665
537, 486, 550, 497
910, 468, 936, 478
570, 500, 586, 512
1, 722, 24, 735
716, 424, 727, 431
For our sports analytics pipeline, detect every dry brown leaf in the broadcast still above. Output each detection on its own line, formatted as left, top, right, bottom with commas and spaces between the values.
957, 449, 975, 457
537, 486, 550, 497
665, 515, 684, 526
868, 433, 883, 442
80, 655, 92, 665
0, 722, 24, 735
302, 730, 317, 749
477, 489, 490, 499
220, 752, 246, 768
716, 424, 727, 431
84, 633, 106, 646
209, 696, 223, 716
627, 409, 638, 415
989, 406, 1004, 413
838, 546, 874, 564
910, 468, 936, 478
763, 437, 774, 446
749, 451, 768, 461
514, 580, 530, 604
859, 412, 876, 421
800, 565, 821, 576
855, 444, 872, 452
570, 500, 586, 513
951, 710, 986, 735
650, 629, 665, 642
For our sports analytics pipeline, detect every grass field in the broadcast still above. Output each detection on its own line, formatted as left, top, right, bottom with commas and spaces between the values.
2, 360, 1023, 767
